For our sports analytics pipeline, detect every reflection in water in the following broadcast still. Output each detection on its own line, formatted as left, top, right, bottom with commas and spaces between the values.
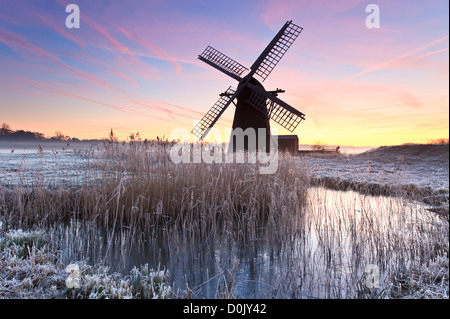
51, 187, 437, 299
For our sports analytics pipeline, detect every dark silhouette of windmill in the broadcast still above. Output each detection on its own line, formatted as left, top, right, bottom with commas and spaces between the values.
192, 20, 306, 152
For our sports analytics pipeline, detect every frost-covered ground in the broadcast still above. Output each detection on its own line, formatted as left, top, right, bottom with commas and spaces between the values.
0, 227, 174, 299
1, 143, 448, 198
301, 144, 449, 192
0, 143, 102, 187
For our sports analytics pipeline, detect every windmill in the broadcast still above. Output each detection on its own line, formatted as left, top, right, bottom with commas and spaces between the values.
192, 20, 306, 152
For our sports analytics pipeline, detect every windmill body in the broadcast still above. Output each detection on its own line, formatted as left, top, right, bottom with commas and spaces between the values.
192, 20, 306, 153
230, 75, 270, 152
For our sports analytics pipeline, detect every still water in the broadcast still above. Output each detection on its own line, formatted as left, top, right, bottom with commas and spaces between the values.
50, 187, 435, 299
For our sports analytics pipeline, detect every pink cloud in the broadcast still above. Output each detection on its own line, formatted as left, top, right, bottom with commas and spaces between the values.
259, 0, 298, 27
81, 15, 133, 55
0, 55, 104, 96
55, 0, 134, 56
1, 71, 168, 121
0, 29, 57, 61
0, 5, 144, 90
105, 66, 140, 88
126, 99, 206, 122
30, 10, 87, 49
111, 53, 159, 81
259, 0, 362, 28
338, 35, 449, 82
0, 29, 110, 88
389, 48, 449, 67
149, 98, 206, 116
118, 26, 182, 73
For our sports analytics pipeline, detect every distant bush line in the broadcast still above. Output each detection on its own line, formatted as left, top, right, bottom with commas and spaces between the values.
0, 122, 77, 142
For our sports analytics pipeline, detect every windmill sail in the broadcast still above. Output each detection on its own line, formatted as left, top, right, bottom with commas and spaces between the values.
246, 89, 269, 114
250, 21, 303, 82
192, 87, 237, 140
246, 83, 305, 132
267, 98, 304, 132
198, 46, 249, 82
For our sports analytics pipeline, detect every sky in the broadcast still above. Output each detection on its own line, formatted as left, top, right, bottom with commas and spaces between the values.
0, 0, 448, 147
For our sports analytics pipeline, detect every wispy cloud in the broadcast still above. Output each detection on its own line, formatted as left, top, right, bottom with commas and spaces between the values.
0, 71, 167, 121
388, 48, 449, 68
30, 10, 87, 49
0, 29, 110, 88
126, 98, 210, 122
118, 26, 183, 73
105, 66, 139, 88
338, 35, 449, 82
81, 14, 133, 55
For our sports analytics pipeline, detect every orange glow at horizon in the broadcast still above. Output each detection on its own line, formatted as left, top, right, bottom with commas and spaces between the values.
0, 1, 448, 148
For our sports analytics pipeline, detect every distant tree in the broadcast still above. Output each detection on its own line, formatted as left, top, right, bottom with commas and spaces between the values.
53, 131, 69, 141
0, 123, 12, 135
0, 124, 82, 142
33, 132, 45, 140
10, 130, 37, 140
312, 140, 327, 151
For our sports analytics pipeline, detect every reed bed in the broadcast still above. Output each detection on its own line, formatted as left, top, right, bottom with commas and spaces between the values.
0, 141, 448, 298
0, 141, 308, 241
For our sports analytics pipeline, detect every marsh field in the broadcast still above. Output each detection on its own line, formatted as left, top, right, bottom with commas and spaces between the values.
0, 141, 448, 299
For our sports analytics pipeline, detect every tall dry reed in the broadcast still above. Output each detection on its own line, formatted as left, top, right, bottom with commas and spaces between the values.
0, 141, 308, 242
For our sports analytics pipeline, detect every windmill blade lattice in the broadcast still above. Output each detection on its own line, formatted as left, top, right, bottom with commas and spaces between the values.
267, 100, 303, 132
192, 87, 237, 139
246, 89, 269, 115
198, 46, 249, 81
251, 21, 303, 82
246, 83, 305, 132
